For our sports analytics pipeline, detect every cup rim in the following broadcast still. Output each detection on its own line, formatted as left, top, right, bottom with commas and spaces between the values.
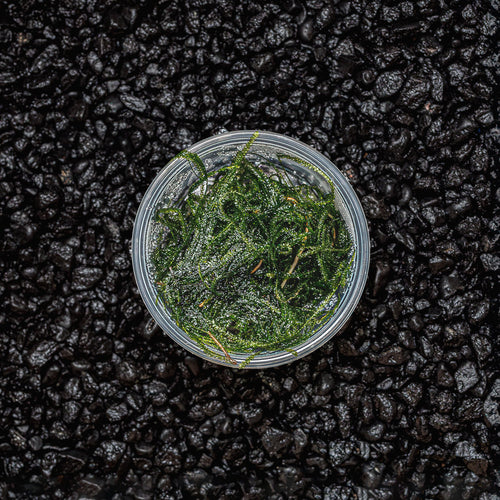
132, 130, 370, 368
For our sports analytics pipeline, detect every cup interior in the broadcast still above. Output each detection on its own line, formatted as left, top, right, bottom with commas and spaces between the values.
132, 131, 369, 368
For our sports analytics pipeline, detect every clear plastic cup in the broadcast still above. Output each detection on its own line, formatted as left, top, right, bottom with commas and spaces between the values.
132, 131, 370, 368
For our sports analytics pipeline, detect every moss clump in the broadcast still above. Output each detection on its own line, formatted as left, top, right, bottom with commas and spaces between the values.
152, 132, 354, 366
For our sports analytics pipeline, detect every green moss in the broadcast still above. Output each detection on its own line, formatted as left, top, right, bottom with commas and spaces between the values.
152, 132, 354, 366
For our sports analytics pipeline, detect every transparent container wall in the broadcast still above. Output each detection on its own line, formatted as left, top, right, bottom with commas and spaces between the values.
133, 130, 370, 368
145, 143, 356, 352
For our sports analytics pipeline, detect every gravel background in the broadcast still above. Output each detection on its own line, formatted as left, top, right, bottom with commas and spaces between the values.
1, 0, 499, 498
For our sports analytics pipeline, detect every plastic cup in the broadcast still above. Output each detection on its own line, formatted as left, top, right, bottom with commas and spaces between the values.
132, 131, 370, 368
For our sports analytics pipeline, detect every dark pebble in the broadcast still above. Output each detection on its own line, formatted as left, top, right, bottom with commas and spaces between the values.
298, 19, 314, 43
471, 335, 492, 364
316, 372, 335, 395
72, 266, 103, 290
372, 260, 391, 297
429, 255, 454, 274
27, 341, 58, 369
250, 53, 275, 75
399, 75, 430, 109
455, 362, 480, 393
440, 275, 464, 299
50, 242, 74, 271
362, 422, 385, 442
375, 71, 404, 99
328, 440, 354, 466
87, 51, 103, 73
117, 361, 138, 385
361, 462, 385, 488
262, 428, 293, 457
363, 194, 390, 220
447, 197, 472, 219
120, 94, 147, 113
184, 356, 200, 376
469, 300, 490, 324
480, 254, 500, 271
400, 383, 423, 408
53, 450, 88, 474
106, 403, 128, 422
408, 314, 424, 332
483, 380, 500, 426
374, 394, 396, 423
454, 441, 488, 475
94, 440, 126, 470
377, 346, 409, 365
388, 129, 411, 160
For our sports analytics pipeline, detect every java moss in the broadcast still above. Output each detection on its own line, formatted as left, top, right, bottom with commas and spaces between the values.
152, 132, 354, 366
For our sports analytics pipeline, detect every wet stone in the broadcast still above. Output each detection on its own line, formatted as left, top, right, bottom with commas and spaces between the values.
28, 436, 43, 451
440, 276, 464, 299
455, 361, 480, 393
94, 440, 126, 470
408, 314, 424, 333
250, 53, 275, 74
262, 428, 292, 457
400, 383, 423, 408
454, 441, 488, 475
298, 19, 314, 42
437, 365, 455, 387
374, 394, 396, 423
362, 462, 385, 488
265, 21, 294, 48
362, 422, 385, 442
50, 242, 74, 271
483, 379, 500, 426
377, 346, 408, 365
120, 94, 147, 113
316, 373, 335, 395
36, 191, 59, 209
87, 51, 103, 73
480, 253, 500, 271
106, 403, 129, 422
399, 75, 430, 109
457, 398, 483, 421
373, 261, 391, 296
328, 440, 354, 466
184, 356, 200, 376
243, 406, 263, 426
27, 341, 58, 369
471, 335, 492, 363
78, 477, 104, 497
469, 300, 490, 324
447, 197, 472, 218
72, 267, 103, 290
375, 71, 404, 98
117, 361, 138, 385
363, 194, 390, 220
53, 451, 88, 474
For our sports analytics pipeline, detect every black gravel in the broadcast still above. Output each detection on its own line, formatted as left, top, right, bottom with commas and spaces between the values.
0, 1, 499, 498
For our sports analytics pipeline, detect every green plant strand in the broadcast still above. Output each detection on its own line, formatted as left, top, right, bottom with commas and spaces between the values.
152, 133, 354, 366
